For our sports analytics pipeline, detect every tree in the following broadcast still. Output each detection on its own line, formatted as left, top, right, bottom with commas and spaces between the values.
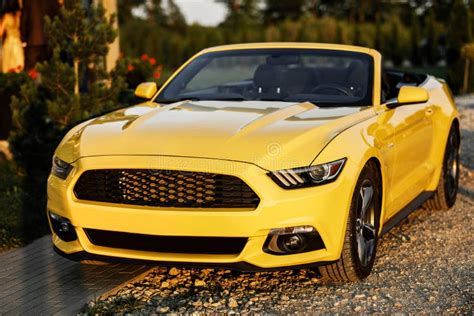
147, 0, 167, 26
374, 13, 382, 51
388, 16, 404, 66
447, 0, 472, 92
217, 0, 260, 27
10, 0, 126, 238
353, 22, 362, 46
461, 43, 474, 93
117, 0, 145, 24
40, 0, 124, 127
424, 8, 439, 65
263, 0, 309, 24
167, 0, 187, 33
410, 10, 422, 66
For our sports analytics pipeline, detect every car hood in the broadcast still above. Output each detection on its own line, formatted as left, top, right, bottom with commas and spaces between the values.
57, 100, 375, 170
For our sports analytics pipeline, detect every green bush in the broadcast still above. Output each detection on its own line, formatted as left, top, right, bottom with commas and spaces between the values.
5, 0, 126, 249
0, 161, 26, 250
447, 0, 472, 92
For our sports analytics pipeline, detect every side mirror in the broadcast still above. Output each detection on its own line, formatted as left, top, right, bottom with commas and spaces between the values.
386, 86, 429, 109
134, 82, 158, 100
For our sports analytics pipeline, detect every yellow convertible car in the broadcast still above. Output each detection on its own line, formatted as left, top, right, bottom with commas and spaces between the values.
48, 43, 460, 281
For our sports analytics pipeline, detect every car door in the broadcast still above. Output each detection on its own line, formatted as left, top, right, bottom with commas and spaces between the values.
384, 97, 434, 217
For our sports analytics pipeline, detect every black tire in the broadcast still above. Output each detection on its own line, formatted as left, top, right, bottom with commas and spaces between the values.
319, 161, 382, 282
423, 124, 460, 211
80, 260, 110, 265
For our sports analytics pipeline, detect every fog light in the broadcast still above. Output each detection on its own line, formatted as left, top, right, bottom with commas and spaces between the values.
59, 222, 70, 233
279, 234, 305, 253
49, 211, 77, 242
263, 226, 325, 255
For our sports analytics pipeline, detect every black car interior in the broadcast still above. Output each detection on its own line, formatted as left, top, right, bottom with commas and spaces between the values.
251, 60, 368, 100
382, 70, 428, 101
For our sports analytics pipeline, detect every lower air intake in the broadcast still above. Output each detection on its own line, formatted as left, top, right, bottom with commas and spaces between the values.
84, 229, 248, 255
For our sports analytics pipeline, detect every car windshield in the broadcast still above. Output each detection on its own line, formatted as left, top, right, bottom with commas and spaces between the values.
156, 48, 374, 107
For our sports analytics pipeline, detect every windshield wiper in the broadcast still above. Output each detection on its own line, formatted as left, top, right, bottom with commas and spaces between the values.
158, 97, 249, 103
156, 97, 201, 104
211, 97, 247, 101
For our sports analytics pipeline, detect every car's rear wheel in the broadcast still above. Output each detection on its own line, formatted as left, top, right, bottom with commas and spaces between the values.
319, 161, 381, 282
423, 124, 460, 211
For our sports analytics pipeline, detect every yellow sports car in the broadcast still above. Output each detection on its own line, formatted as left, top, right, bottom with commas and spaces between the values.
48, 43, 460, 281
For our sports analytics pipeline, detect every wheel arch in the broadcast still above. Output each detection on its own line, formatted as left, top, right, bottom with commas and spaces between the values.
453, 118, 461, 142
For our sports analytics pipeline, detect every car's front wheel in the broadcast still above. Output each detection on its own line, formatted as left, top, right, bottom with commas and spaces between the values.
319, 161, 381, 282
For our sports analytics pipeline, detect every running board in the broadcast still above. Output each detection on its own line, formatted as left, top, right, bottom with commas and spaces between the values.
381, 191, 435, 235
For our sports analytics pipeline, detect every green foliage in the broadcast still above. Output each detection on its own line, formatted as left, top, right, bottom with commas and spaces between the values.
447, 0, 472, 92
0, 161, 24, 250
0, 73, 29, 140
388, 16, 404, 66
263, 0, 309, 24
7, 0, 127, 245
410, 11, 422, 66
374, 14, 382, 51
118, 54, 164, 88
424, 9, 439, 65
218, 0, 261, 28
118, 0, 470, 91
40, 0, 124, 128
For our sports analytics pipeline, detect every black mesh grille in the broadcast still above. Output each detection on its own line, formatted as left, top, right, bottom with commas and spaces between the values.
74, 169, 260, 209
85, 229, 247, 255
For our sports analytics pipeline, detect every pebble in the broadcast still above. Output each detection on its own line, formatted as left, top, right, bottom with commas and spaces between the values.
228, 298, 238, 308
158, 306, 170, 313
194, 280, 206, 287
168, 268, 181, 276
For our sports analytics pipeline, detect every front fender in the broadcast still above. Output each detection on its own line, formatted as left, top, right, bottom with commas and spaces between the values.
313, 116, 388, 240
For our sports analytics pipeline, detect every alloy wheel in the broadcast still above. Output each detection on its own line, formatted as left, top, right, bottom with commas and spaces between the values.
445, 132, 459, 199
355, 179, 376, 268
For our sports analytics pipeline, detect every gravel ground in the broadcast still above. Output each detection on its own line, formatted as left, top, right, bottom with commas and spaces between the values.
85, 96, 473, 314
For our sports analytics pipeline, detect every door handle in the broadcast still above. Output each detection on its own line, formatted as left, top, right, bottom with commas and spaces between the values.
425, 107, 434, 116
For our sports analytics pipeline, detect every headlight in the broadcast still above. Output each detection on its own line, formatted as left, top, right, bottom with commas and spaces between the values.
51, 156, 73, 180
268, 158, 346, 189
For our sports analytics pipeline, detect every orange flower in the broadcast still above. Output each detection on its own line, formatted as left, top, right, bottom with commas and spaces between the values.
127, 64, 135, 71
140, 54, 149, 61
153, 71, 161, 79
149, 58, 156, 65
28, 69, 39, 80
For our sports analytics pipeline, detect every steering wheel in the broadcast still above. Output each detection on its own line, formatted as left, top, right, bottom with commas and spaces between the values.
311, 84, 353, 96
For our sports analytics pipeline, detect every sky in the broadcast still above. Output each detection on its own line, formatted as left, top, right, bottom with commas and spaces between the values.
174, 0, 227, 26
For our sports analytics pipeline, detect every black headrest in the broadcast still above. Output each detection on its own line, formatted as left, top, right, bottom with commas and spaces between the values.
286, 67, 314, 85
347, 60, 365, 80
254, 64, 281, 89
282, 67, 315, 94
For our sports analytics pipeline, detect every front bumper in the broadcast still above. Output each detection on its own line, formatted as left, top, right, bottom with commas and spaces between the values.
47, 155, 356, 269
53, 246, 336, 272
